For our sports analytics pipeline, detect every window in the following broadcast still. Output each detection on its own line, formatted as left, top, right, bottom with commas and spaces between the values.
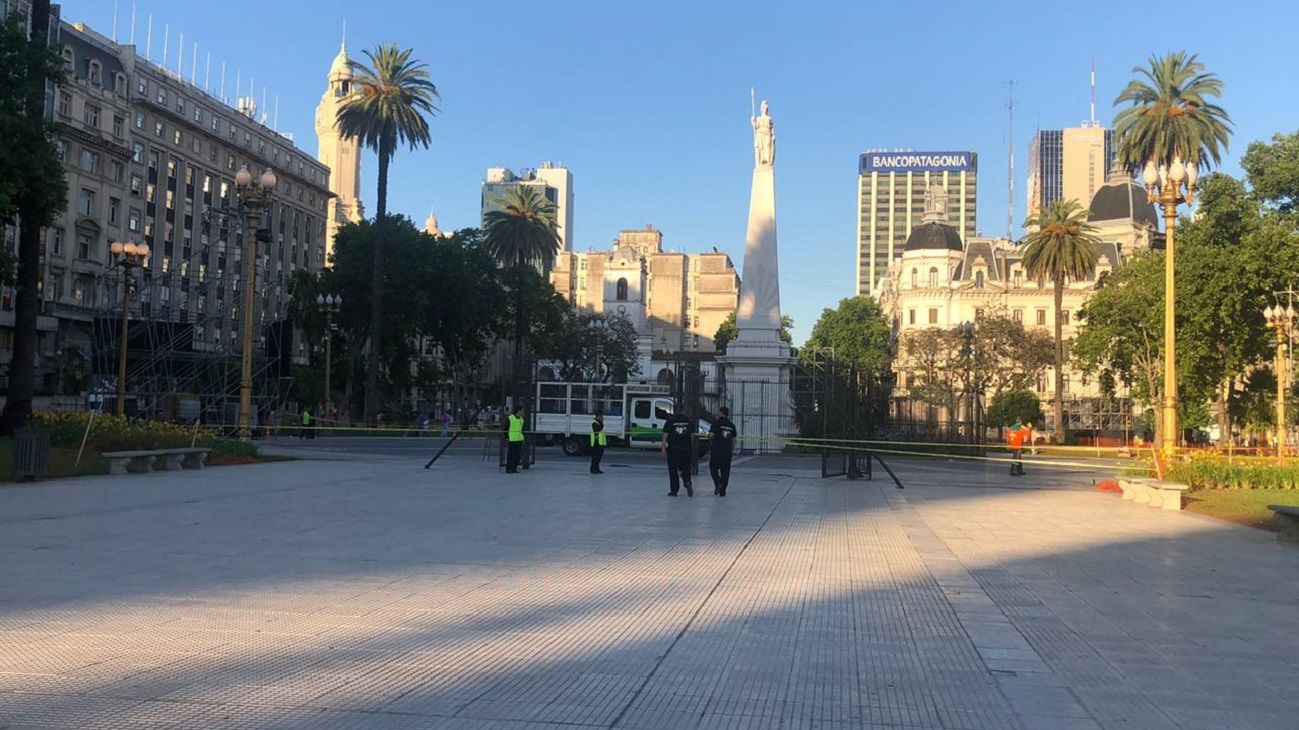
87, 60, 102, 87
908, 309, 916, 325
928, 308, 938, 325
109, 160, 124, 182
109, 197, 120, 225
157, 88, 167, 105
112, 115, 124, 137
910, 268, 917, 288
173, 129, 182, 146
1013, 270, 1023, 288
61, 47, 74, 72
194, 107, 203, 124
55, 140, 66, 161
974, 270, 984, 289
49, 228, 63, 255
77, 232, 91, 259
154, 120, 164, 137
1062, 310, 1071, 325
616, 277, 628, 301
83, 104, 101, 129
211, 115, 220, 132
56, 91, 69, 116
128, 208, 141, 232
79, 149, 98, 173
78, 188, 96, 216
114, 72, 126, 96
134, 112, 145, 129
137, 78, 147, 96
928, 267, 939, 288
131, 142, 143, 164
1013, 309, 1024, 323
130, 174, 142, 196
1036, 309, 1046, 326
176, 97, 185, 115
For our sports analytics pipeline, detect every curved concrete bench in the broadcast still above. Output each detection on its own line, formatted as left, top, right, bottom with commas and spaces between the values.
1118, 477, 1188, 511
103, 448, 210, 475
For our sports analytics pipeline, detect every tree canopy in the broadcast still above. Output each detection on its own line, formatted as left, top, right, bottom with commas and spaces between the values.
803, 297, 890, 372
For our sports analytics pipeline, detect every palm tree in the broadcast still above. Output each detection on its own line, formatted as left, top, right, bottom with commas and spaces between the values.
482, 186, 562, 395
336, 44, 440, 424
1113, 52, 1231, 172
1022, 199, 1100, 444
1112, 51, 1231, 454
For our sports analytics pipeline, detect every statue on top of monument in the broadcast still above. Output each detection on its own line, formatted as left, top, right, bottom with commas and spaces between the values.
752, 98, 775, 168
922, 182, 949, 224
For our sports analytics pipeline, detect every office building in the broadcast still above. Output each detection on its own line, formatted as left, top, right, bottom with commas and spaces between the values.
856, 150, 977, 296
0, 17, 332, 407
1026, 124, 1114, 217
549, 225, 740, 354
481, 163, 573, 251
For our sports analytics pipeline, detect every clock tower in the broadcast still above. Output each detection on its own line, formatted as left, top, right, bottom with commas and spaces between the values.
315, 40, 364, 261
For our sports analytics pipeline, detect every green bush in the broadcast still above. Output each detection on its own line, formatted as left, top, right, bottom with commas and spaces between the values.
985, 389, 1044, 428
30, 412, 216, 452
1163, 459, 1299, 491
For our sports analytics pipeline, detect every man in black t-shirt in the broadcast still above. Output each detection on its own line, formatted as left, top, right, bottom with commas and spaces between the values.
661, 407, 695, 497
709, 406, 737, 496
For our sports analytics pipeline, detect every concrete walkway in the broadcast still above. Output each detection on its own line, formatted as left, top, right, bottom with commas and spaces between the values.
0, 456, 1296, 729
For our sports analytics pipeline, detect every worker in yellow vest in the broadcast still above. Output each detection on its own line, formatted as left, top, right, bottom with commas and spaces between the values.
505, 404, 526, 473
589, 411, 607, 474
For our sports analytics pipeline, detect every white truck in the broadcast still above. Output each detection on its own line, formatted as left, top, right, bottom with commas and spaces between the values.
533, 381, 709, 456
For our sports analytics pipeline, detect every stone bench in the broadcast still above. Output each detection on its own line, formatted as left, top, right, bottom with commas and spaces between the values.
1267, 505, 1299, 543
1118, 477, 1188, 511
103, 448, 210, 475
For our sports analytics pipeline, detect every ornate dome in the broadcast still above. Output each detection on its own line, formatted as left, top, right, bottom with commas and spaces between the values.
329, 42, 352, 79
1089, 163, 1159, 228
904, 222, 964, 252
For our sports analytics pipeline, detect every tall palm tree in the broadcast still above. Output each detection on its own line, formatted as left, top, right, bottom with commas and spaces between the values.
336, 44, 440, 424
482, 187, 562, 394
1112, 52, 1231, 172
1112, 51, 1231, 454
1022, 199, 1100, 444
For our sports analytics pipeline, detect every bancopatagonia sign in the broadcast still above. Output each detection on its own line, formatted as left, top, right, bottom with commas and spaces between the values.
860, 151, 977, 174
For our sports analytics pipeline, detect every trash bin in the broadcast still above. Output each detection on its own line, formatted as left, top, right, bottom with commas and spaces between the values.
12, 427, 51, 481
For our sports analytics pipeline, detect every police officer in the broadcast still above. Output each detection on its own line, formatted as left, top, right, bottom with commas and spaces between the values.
709, 406, 737, 496
299, 407, 312, 440
589, 410, 607, 474
505, 404, 526, 473
661, 405, 695, 497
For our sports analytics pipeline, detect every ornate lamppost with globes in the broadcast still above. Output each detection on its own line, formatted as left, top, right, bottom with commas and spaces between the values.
109, 240, 149, 417
1264, 302, 1295, 458
1140, 156, 1197, 456
233, 164, 277, 441
316, 293, 341, 421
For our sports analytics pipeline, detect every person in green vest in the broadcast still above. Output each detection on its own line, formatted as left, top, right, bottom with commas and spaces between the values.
299, 407, 312, 440
505, 404, 526, 473
589, 410, 607, 475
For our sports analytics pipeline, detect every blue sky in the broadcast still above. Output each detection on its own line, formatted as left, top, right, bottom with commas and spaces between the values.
64, 0, 1299, 343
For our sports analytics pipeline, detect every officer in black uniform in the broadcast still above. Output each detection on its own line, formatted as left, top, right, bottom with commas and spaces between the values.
661, 405, 695, 497
709, 406, 737, 496
589, 411, 606, 474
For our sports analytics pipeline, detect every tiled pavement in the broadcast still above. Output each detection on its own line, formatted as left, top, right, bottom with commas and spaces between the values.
0, 455, 1297, 729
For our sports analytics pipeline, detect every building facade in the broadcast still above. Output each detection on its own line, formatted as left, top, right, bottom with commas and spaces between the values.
481, 163, 573, 251
856, 150, 977, 297
0, 18, 333, 407
1026, 124, 1114, 217
878, 166, 1159, 436
549, 225, 740, 356
314, 41, 363, 261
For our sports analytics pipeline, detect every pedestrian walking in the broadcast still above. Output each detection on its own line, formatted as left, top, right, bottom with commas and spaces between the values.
1006, 419, 1027, 476
589, 411, 606, 474
299, 407, 312, 440
505, 404, 526, 474
661, 405, 695, 497
709, 406, 737, 496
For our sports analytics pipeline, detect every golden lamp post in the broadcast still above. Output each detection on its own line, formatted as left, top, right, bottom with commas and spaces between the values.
1265, 303, 1295, 458
1140, 156, 1197, 457
233, 165, 277, 441
109, 240, 150, 418
316, 293, 341, 421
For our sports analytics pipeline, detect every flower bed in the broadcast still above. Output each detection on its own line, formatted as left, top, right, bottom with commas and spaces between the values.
1128, 455, 1299, 491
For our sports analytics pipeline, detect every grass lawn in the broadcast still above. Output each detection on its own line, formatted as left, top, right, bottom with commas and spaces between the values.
1184, 489, 1298, 531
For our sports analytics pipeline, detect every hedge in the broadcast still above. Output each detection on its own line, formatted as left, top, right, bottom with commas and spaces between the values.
1128, 457, 1299, 491
27, 412, 240, 454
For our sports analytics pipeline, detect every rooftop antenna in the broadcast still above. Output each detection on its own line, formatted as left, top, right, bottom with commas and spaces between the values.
190, 43, 198, 85
144, 14, 152, 59
1089, 61, 1097, 126
204, 51, 211, 92
161, 23, 168, 69
128, 2, 135, 45
220, 61, 227, 101
1006, 79, 1016, 240
111, 0, 118, 41
177, 32, 183, 75
274, 95, 279, 131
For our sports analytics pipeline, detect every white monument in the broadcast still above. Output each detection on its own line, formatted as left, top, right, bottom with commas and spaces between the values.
718, 96, 796, 452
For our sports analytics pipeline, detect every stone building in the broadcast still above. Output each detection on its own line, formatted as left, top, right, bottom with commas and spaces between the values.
549, 225, 740, 358
0, 18, 333, 407
314, 41, 364, 261
878, 164, 1159, 435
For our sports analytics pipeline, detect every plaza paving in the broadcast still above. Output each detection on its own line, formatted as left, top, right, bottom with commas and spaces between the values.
1, 450, 1297, 729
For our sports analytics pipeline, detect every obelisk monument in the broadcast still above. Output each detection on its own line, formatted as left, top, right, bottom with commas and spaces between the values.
719, 96, 796, 452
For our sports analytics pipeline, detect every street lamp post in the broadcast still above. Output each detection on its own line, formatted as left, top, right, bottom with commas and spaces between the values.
109, 240, 150, 417
234, 165, 277, 441
1141, 157, 1197, 457
316, 293, 341, 420
1265, 303, 1295, 458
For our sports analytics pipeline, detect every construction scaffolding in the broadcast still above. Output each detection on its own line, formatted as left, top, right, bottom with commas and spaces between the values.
88, 230, 298, 431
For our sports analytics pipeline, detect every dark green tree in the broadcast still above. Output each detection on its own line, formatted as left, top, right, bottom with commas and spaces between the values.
336, 44, 440, 424
541, 312, 641, 383
0, 3, 67, 433
803, 297, 890, 372
1240, 130, 1299, 212
985, 390, 1044, 429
